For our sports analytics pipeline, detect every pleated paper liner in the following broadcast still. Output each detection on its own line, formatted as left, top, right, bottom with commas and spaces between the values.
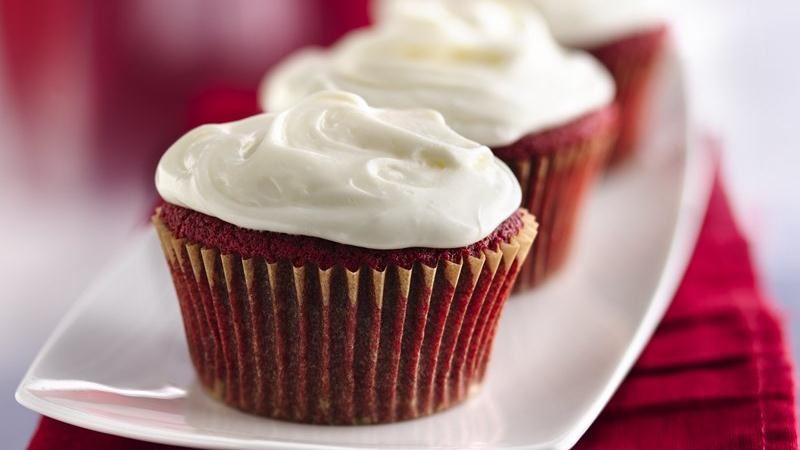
588, 25, 669, 166
500, 120, 616, 291
153, 211, 536, 425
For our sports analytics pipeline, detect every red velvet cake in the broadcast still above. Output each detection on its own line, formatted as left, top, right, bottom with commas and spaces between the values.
154, 205, 536, 424
153, 91, 537, 424
587, 25, 669, 166
493, 104, 619, 290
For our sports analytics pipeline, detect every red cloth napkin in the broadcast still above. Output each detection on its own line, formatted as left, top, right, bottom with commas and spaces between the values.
27, 91, 798, 449
574, 175, 798, 449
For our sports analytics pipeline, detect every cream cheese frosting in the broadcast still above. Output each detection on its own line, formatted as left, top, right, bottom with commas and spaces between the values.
156, 91, 522, 250
529, 0, 663, 47
261, 0, 614, 147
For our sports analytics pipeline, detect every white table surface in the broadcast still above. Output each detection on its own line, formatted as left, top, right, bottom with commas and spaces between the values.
1, 1, 798, 447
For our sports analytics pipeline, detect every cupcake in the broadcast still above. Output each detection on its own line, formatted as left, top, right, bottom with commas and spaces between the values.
153, 91, 537, 424
261, 0, 616, 289
531, 0, 668, 165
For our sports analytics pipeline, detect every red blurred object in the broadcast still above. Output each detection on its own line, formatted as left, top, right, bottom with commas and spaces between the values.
185, 85, 261, 128
588, 25, 670, 167
0, 0, 370, 187
316, 0, 371, 46
26, 175, 798, 449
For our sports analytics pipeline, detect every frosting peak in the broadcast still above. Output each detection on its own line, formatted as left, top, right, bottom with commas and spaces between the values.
262, 0, 614, 147
156, 91, 522, 250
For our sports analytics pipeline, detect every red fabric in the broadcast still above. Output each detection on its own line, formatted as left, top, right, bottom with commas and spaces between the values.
573, 177, 798, 449
27, 173, 799, 449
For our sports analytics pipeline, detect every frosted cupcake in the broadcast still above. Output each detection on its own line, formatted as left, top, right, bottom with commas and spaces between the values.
531, 0, 668, 165
153, 91, 537, 424
261, 0, 616, 289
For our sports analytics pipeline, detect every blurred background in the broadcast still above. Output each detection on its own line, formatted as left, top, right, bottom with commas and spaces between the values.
1, 0, 798, 446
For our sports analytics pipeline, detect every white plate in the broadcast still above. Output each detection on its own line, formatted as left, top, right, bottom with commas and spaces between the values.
16, 47, 713, 450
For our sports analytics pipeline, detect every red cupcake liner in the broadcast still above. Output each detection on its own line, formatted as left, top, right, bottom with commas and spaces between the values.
493, 107, 618, 290
153, 211, 536, 424
588, 25, 669, 166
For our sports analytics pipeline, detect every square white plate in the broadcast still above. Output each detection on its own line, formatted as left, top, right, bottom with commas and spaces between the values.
16, 47, 713, 450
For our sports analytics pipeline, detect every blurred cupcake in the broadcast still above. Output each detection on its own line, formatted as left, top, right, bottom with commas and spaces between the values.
531, 0, 668, 165
261, 0, 616, 289
153, 91, 536, 424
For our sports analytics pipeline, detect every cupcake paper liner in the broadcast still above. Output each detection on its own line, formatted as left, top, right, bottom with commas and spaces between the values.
498, 120, 616, 291
153, 212, 536, 425
588, 25, 669, 166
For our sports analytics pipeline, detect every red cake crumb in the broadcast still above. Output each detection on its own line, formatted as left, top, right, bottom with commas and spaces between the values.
157, 202, 525, 272
490, 104, 619, 160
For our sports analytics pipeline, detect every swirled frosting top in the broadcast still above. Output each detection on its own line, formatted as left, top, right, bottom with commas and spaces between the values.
261, 0, 614, 147
156, 91, 522, 249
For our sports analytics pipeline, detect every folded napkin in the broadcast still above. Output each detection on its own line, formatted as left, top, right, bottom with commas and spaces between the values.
26, 91, 797, 449
574, 176, 797, 449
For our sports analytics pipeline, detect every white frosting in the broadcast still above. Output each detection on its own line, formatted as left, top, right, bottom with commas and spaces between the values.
530, 0, 663, 47
261, 0, 614, 147
156, 91, 522, 250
